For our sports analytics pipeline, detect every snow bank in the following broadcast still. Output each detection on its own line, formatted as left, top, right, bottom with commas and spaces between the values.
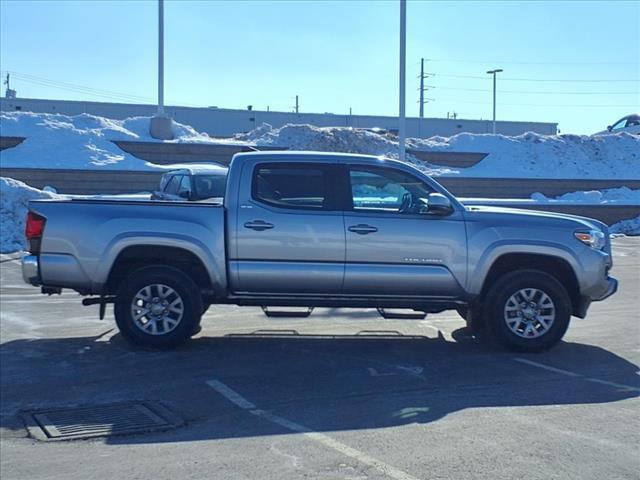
2, 112, 639, 179
609, 216, 640, 235
236, 123, 454, 175
0, 112, 230, 171
0, 177, 62, 253
410, 131, 639, 179
530, 187, 640, 204
238, 123, 640, 179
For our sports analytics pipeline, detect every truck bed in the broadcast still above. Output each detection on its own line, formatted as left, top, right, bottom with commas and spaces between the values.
29, 198, 227, 294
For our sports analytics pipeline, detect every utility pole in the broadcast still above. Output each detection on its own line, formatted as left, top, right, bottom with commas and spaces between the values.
419, 58, 424, 118
294, 95, 299, 114
418, 58, 434, 118
486, 68, 503, 134
398, 0, 406, 162
150, 0, 173, 139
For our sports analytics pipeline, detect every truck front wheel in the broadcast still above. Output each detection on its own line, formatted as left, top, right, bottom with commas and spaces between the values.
114, 265, 203, 349
483, 269, 571, 352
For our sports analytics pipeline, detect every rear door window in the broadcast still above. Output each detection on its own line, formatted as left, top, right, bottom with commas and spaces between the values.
252, 163, 334, 210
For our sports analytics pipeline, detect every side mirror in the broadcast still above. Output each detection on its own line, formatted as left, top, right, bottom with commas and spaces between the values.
607, 125, 612, 132
178, 190, 190, 199
421, 193, 453, 216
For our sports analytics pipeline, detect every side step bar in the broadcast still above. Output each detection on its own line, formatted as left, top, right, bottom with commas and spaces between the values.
376, 308, 427, 320
261, 306, 314, 318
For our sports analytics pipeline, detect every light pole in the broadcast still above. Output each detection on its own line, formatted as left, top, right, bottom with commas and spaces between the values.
486, 68, 503, 134
398, 0, 406, 162
150, 0, 173, 140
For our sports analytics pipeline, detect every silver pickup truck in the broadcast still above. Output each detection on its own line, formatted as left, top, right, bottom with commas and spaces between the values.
22, 151, 617, 352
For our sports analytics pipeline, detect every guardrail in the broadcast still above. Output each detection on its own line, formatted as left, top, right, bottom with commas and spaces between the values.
112, 141, 287, 165
2, 167, 638, 199
0, 168, 161, 195
0, 136, 25, 150
437, 177, 640, 198
0, 167, 637, 225
460, 199, 639, 225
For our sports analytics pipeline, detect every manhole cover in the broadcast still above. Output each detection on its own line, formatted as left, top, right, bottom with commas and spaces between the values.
22, 401, 183, 441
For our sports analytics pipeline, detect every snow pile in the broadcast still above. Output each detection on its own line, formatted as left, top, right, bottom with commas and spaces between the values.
0, 112, 230, 171
237, 123, 454, 176
0, 177, 62, 253
530, 187, 640, 204
610, 216, 640, 235
2, 112, 639, 179
410, 131, 640, 179
239, 123, 640, 179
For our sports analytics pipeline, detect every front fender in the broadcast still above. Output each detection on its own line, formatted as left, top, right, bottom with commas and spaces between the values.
468, 240, 582, 295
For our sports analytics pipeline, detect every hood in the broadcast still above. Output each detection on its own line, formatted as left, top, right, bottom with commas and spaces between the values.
464, 204, 607, 232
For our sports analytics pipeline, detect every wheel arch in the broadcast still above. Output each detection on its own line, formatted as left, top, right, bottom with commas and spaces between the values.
104, 244, 220, 297
476, 252, 581, 317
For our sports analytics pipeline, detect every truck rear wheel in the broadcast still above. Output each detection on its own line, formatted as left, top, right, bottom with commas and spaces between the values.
114, 265, 203, 349
483, 269, 571, 352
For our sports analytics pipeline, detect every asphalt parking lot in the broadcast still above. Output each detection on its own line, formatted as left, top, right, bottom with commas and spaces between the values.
1, 237, 639, 480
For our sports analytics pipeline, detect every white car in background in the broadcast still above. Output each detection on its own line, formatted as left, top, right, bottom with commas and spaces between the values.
151, 165, 228, 202
595, 114, 640, 135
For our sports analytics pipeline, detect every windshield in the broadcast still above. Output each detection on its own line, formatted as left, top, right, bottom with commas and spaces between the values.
192, 174, 227, 200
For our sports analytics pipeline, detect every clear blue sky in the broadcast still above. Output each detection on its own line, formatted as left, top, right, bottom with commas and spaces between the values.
1, 0, 638, 134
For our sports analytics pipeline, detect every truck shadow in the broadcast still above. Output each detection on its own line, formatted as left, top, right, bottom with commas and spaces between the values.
1, 331, 638, 445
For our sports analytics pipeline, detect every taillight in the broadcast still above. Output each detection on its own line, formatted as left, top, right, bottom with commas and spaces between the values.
25, 212, 45, 239
25, 212, 46, 254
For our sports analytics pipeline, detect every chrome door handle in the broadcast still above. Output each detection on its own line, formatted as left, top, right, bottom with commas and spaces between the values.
244, 220, 274, 231
348, 224, 378, 235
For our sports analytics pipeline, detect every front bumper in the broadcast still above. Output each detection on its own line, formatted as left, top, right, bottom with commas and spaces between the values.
574, 276, 617, 318
593, 276, 618, 301
22, 255, 41, 286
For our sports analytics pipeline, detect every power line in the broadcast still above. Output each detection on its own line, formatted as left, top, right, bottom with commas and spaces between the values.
3, 71, 155, 103
448, 99, 637, 107
1, 70, 207, 108
428, 58, 639, 66
432, 73, 640, 82
432, 86, 639, 95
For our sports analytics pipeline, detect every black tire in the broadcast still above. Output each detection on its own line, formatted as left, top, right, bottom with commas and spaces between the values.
114, 265, 203, 349
482, 269, 571, 352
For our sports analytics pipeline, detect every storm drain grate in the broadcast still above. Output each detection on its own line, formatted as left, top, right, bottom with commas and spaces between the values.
22, 401, 183, 441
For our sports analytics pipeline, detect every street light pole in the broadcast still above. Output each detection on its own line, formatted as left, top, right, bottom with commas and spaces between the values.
398, 0, 406, 162
486, 68, 503, 134
158, 0, 164, 115
150, 0, 173, 139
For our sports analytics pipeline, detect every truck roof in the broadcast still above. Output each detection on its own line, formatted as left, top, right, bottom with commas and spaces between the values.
232, 150, 401, 166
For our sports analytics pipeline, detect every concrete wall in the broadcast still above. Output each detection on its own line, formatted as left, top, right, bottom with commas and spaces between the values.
1, 97, 558, 138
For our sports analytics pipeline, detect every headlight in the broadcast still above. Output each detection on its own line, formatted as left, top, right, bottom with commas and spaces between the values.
574, 229, 606, 250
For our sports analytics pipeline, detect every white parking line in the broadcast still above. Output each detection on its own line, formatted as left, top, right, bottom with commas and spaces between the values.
585, 377, 640, 392
206, 379, 257, 409
514, 358, 640, 392
513, 358, 581, 377
206, 379, 419, 480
